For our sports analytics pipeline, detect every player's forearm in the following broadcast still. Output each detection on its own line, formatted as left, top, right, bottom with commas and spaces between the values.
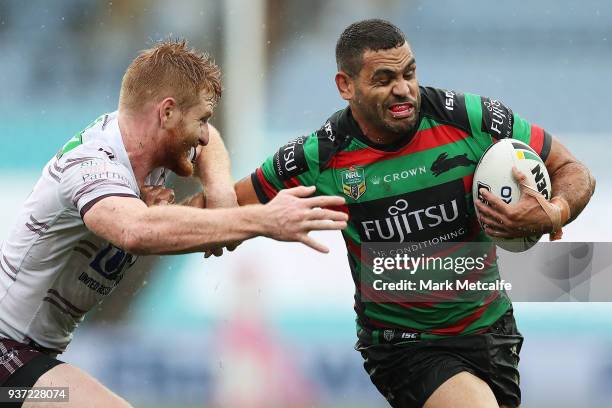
550, 161, 596, 224
195, 126, 233, 192
179, 192, 206, 208
124, 204, 268, 255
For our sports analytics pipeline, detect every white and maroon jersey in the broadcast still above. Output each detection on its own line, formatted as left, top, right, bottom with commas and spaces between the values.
0, 111, 167, 352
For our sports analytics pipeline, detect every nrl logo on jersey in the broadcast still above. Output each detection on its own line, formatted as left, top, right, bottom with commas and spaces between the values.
341, 166, 366, 200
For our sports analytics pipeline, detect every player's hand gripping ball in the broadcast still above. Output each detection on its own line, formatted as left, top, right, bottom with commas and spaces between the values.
473, 139, 552, 252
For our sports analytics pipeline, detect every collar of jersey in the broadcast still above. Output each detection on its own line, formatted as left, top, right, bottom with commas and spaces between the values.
339, 106, 421, 153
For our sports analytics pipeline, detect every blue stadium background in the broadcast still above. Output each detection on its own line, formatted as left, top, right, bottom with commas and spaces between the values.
1, 1, 611, 406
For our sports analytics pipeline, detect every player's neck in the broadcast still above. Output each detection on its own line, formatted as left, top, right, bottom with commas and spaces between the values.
117, 110, 160, 188
350, 109, 404, 146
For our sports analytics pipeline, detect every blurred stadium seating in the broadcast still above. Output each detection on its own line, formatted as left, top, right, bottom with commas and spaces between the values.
1, 1, 611, 406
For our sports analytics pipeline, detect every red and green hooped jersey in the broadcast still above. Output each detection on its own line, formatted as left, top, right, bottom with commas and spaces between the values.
251, 87, 552, 339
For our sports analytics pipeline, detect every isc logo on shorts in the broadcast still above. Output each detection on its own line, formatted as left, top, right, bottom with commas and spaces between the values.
382, 330, 420, 342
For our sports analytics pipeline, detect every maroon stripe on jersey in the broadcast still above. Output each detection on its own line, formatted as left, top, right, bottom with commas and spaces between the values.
282, 177, 301, 189
29, 216, 46, 228
343, 234, 361, 260
79, 193, 138, 219
72, 179, 108, 203
329, 125, 469, 169
463, 174, 474, 193
367, 318, 429, 331
360, 277, 418, 304
345, 217, 482, 268
394, 243, 496, 305
73, 180, 132, 206
345, 235, 402, 303
365, 291, 498, 335
0, 262, 16, 281
325, 204, 349, 215
356, 221, 493, 306
53, 161, 63, 173
73, 246, 93, 259
427, 292, 498, 335
255, 168, 279, 199
47, 289, 87, 314
66, 156, 97, 163
47, 166, 61, 183
29, 215, 49, 230
78, 239, 99, 252
43, 297, 82, 319
25, 223, 44, 236
529, 124, 544, 155
2, 255, 17, 274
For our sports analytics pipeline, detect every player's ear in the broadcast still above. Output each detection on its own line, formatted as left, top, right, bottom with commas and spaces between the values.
335, 71, 355, 101
159, 97, 179, 129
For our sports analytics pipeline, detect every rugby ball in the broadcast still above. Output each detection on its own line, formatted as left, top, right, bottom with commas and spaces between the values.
473, 139, 551, 252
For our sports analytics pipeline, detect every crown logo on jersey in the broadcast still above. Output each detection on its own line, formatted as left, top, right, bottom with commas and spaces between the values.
341, 166, 366, 200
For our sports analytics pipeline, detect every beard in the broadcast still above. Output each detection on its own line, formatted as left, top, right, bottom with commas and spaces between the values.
164, 120, 197, 177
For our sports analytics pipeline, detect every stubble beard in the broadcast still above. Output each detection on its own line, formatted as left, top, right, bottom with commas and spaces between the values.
166, 121, 195, 177
353, 95, 416, 142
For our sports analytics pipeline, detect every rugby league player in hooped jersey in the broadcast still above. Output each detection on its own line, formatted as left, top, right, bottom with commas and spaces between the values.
0, 40, 348, 408
235, 19, 595, 408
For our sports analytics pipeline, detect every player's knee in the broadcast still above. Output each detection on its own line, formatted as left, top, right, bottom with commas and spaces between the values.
424, 371, 498, 408
26, 363, 132, 408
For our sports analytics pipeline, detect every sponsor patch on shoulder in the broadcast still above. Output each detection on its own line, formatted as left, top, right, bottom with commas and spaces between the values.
273, 136, 308, 181
79, 159, 131, 184
480, 97, 514, 139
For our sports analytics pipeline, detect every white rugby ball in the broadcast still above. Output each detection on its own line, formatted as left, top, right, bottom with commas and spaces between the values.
473, 139, 551, 252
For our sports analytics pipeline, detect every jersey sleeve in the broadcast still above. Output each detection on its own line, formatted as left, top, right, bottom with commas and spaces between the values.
251, 132, 321, 204
464, 93, 553, 162
58, 147, 139, 218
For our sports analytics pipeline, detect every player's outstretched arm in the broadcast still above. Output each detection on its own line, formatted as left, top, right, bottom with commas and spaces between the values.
235, 175, 262, 205
192, 124, 237, 209
83, 186, 347, 255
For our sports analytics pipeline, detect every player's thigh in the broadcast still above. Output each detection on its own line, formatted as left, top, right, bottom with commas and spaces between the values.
22, 362, 131, 408
423, 371, 498, 408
